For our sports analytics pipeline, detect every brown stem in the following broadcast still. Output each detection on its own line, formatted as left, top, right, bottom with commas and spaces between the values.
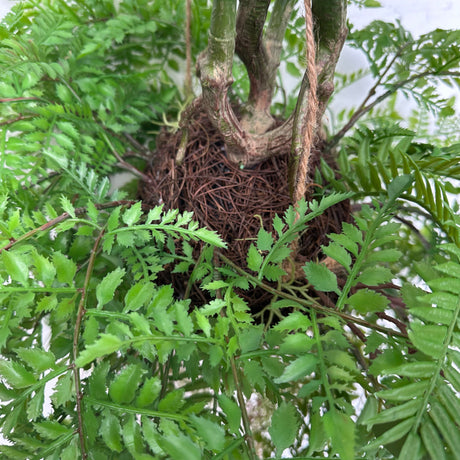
72, 228, 105, 459
0, 115, 34, 127
219, 253, 408, 339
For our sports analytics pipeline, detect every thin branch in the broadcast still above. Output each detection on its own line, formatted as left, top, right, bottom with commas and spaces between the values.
0, 97, 40, 103
328, 70, 460, 148
72, 228, 105, 459
0, 115, 34, 127
219, 254, 407, 338
101, 131, 152, 183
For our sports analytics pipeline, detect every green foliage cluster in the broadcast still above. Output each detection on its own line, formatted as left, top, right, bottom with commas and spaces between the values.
0, 1, 459, 459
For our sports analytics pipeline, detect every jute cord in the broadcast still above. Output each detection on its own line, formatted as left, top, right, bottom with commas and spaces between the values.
294, 0, 318, 204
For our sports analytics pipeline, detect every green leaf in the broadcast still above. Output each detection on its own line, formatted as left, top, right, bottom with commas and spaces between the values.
122, 201, 143, 226
217, 394, 242, 434
159, 432, 202, 460
52, 252, 77, 285
303, 261, 340, 294
382, 361, 438, 378
247, 244, 263, 272
408, 323, 446, 358
421, 418, 446, 460
364, 417, 415, 450
190, 414, 226, 451
410, 306, 453, 325
355, 266, 393, 286
322, 242, 352, 271
347, 289, 389, 313
387, 174, 413, 200
273, 311, 311, 331
100, 409, 123, 452
136, 377, 161, 408
109, 364, 145, 404
15, 348, 55, 373
398, 432, 422, 460
239, 325, 264, 353
0, 359, 36, 388
124, 281, 155, 313
367, 248, 403, 263
60, 195, 76, 218
429, 401, 460, 454
257, 227, 273, 251
323, 411, 355, 460
366, 399, 421, 425
34, 420, 73, 439
27, 385, 45, 421
2, 250, 29, 285
269, 402, 300, 454
76, 334, 123, 367
96, 267, 126, 308
274, 354, 318, 383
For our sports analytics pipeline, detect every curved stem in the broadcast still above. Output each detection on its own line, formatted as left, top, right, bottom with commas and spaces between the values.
72, 228, 105, 459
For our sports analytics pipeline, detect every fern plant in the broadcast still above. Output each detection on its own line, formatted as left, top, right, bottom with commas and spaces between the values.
0, 1, 459, 459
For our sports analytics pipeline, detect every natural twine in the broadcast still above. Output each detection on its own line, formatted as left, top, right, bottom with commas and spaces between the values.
294, 0, 318, 204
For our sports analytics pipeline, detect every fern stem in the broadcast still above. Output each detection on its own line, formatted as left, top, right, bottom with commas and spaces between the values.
411, 295, 460, 433
220, 253, 407, 338
311, 311, 335, 412
73, 227, 105, 459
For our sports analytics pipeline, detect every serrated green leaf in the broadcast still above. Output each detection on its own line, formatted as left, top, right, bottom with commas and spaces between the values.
273, 311, 311, 331
0, 359, 36, 388
263, 263, 286, 281
175, 301, 193, 336
274, 354, 318, 383
27, 385, 44, 421
96, 267, 125, 308
109, 364, 145, 404
51, 371, 73, 408
218, 394, 241, 434
122, 201, 143, 226
269, 402, 300, 454
238, 325, 264, 353
323, 411, 355, 460
2, 250, 29, 285
100, 409, 123, 452
257, 227, 273, 251
15, 348, 55, 373
247, 244, 263, 272
190, 414, 225, 451
355, 266, 393, 286
347, 289, 389, 313
124, 281, 155, 313
158, 432, 202, 460
322, 242, 352, 271
136, 377, 161, 408
303, 261, 340, 294
76, 334, 123, 367
34, 420, 72, 440
60, 195, 75, 218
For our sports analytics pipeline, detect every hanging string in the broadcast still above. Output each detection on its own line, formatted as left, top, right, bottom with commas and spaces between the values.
293, 0, 318, 204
